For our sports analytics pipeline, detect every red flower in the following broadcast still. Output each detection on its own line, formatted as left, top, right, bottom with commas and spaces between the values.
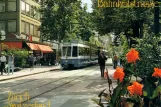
126, 48, 140, 63
113, 67, 125, 82
152, 68, 161, 78
127, 82, 143, 96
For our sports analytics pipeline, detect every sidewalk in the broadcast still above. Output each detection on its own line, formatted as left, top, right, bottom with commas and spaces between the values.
106, 58, 113, 66
0, 65, 61, 81
0, 59, 113, 82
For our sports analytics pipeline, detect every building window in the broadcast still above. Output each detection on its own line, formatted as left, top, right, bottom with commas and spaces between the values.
30, 6, 35, 17
34, 25, 38, 37
38, 30, 40, 37
0, 0, 5, 12
21, 21, 25, 33
21, 1, 25, 14
30, 24, 34, 36
8, 20, 16, 32
0, 21, 5, 34
26, 22, 30, 34
26, 3, 30, 16
8, 0, 16, 11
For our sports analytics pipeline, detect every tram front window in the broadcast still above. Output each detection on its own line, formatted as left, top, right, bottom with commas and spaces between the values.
62, 47, 71, 57
72, 46, 78, 57
67, 47, 71, 56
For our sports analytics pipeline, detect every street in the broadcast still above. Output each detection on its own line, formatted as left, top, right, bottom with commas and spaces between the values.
0, 64, 115, 107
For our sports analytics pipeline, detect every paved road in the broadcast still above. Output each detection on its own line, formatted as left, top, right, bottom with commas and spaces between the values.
0, 64, 115, 107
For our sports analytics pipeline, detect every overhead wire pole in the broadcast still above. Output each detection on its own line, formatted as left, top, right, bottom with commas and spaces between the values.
154, 0, 161, 36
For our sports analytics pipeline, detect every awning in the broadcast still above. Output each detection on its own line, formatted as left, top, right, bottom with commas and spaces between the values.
2, 42, 22, 49
27, 43, 53, 53
26, 43, 39, 50
37, 44, 53, 53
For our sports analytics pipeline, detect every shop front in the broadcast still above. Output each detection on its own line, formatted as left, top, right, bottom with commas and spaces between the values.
25, 42, 54, 66
1, 40, 54, 66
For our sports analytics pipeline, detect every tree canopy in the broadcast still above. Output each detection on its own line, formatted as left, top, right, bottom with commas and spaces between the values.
39, 0, 94, 42
91, 0, 154, 42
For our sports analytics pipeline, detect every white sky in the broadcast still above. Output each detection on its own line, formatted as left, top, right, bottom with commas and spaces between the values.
81, 0, 93, 13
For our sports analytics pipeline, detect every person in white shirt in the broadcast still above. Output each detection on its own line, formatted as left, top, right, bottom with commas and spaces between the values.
0, 53, 6, 75
8, 54, 14, 74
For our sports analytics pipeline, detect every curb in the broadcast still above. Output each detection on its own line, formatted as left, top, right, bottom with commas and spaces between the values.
0, 68, 60, 82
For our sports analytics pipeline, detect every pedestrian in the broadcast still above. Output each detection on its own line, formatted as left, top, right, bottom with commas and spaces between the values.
113, 54, 118, 69
0, 53, 6, 75
33, 56, 37, 66
28, 54, 34, 71
98, 51, 107, 77
8, 54, 14, 74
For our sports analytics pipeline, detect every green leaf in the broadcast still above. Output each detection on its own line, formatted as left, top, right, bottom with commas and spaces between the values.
152, 88, 158, 99
143, 91, 148, 96
109, 83, 122, 107
152, 85, 161, 99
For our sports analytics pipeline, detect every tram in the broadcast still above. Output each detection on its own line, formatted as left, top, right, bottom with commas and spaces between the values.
60, 40, 99, 69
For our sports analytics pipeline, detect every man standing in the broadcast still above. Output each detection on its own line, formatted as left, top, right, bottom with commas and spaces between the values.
0, 53, 6, 75
8, 54, 14, 74
98, 51, 107, 77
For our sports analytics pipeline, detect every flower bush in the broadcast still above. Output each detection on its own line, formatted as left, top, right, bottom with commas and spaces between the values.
108, 36, 161, 107
93, 36, 161, 107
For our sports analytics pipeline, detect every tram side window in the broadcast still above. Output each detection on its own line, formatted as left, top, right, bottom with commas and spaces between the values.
85, 48, 90, 56
62, 46, 71, 56
79, 47, 84, 56
72, 46, 78, 57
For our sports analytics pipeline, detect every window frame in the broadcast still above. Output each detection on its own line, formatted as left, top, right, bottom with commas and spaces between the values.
30, 24, 34, 36
0, 21, 6, 36
25, 22, 30, 35
7, 20, 17, 33
7, 0, 17, 12
25, 3, 30, 16
0, 0, 5, 12
21, 20, 25, 34
21, 0, 26, 14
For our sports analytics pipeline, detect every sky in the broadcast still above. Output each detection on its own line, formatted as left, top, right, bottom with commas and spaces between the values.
81, 0, 93, 13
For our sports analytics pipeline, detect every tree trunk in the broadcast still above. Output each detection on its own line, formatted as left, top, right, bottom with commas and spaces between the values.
140, 21, 143, 38
132, 21, 140, 38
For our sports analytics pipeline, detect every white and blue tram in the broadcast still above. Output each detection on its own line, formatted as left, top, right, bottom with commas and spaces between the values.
60, 40, 98, 69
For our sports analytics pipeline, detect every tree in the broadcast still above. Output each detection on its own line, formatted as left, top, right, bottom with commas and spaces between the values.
91, 0, 154, 44
40, 0, 79, 42
39, 0, 94, 42
77, 4, 94, 41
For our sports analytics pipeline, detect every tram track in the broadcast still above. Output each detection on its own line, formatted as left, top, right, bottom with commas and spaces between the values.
0, 69, 62, 88
0, 66, 98, 104
21, 66, 99, 104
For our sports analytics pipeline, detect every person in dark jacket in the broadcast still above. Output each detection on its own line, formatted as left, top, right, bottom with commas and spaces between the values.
98, 51, 107, 77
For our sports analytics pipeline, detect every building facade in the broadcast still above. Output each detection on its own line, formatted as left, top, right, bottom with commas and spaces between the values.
0, 0, 41, 41
0, 0, 59, 65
